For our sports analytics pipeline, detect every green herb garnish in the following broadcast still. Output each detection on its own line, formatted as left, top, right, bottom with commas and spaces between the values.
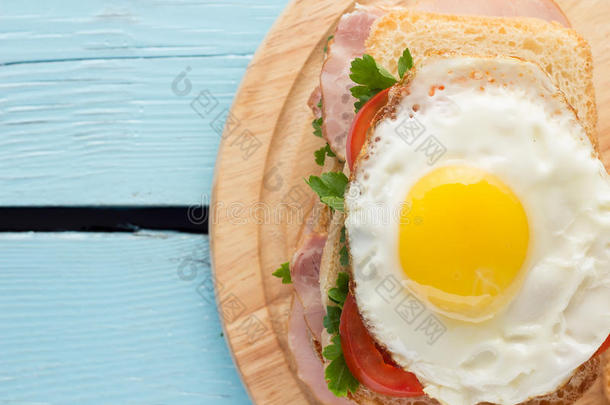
312, 117, 323, 138
325, 352, 360, 397
324, 35, 334, 54
397, 48, 414, 79
349, 47, 414, 112
349, 54, 396, 113
306, 172, 348, 212
350, 54, 397, 89
339, 245, 349, 267
322, 272, 359, 397
323, 305, 342, 335
323, 334, 343, 360
272, 262, 291, 284
328, 272, 349, 307
315, 143, 336, 166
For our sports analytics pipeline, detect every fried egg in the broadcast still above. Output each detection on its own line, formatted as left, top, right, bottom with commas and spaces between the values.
344, 56, 610, 405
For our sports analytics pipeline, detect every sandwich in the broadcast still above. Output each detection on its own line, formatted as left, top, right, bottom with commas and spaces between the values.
273, 2, 610, 404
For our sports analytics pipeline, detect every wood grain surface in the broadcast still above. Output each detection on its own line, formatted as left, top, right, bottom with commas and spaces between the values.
211, 0, 610, 404
0, 2, 293, 404
0, 232, 252, 405
0, 0, 288, 206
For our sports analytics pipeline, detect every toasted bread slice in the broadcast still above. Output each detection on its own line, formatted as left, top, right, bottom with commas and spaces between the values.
365, 10, 598, 151
314, 10, 606, 405
349, 356, 602, 405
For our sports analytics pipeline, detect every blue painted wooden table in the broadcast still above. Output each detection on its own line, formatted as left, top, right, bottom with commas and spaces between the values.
0, 1, 290, 404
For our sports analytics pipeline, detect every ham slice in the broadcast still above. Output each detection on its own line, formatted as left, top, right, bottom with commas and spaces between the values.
289, 297, 353, 405
320, 8, 383, 161
291, 231, 327, 342
308, 86, 322, 119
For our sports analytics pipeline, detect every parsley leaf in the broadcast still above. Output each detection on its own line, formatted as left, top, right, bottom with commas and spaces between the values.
350, 84, 372, 100
323, 305, 342, 335
272, 262, 291, 284
323, 272, 359, 397
312, 117, 323, 138
340, 226, 346, 243
320, 172, 348, 196
325, 354, 360, 397
349, 55, 396, 113
398, 48, 414, 79
322, 335, 343, 360
315, 143, 336, 166
350, 85, 375, 113
328, 272, 349, 307
350, 54, 397, 89
314, 146, 326, 166
349, 48, 414, 112
339, 245, 349, 267
324, 35, 334, 54
320, 196, 343, 212
306, 172, 348, 211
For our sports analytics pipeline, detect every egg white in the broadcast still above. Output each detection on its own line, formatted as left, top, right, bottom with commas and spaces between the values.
345, 56, 610, 405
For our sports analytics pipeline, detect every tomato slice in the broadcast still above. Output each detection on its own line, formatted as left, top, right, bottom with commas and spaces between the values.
595, 334, 610, 357
340, 293, 425, 397
346, 88, 391, 171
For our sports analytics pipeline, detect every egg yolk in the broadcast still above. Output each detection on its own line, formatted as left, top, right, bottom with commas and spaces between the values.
398, 166, 529, 321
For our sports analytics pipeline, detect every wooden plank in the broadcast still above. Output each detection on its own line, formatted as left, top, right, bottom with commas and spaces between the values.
0, 56, 242, 206
0, 0, 289, 206
211, 1, 357, 404
210, 0, 610, 404
0, 232, 249, 404
0, 1, 287, 63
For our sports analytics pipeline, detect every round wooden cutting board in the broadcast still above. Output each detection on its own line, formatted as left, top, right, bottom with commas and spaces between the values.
210, 1, 610, 404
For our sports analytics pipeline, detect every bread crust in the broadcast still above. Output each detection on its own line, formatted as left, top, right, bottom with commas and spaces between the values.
365, 10, 598, 152
602, 352, 610, 401
367, 53, 599, 157
349, 355, 602, 405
